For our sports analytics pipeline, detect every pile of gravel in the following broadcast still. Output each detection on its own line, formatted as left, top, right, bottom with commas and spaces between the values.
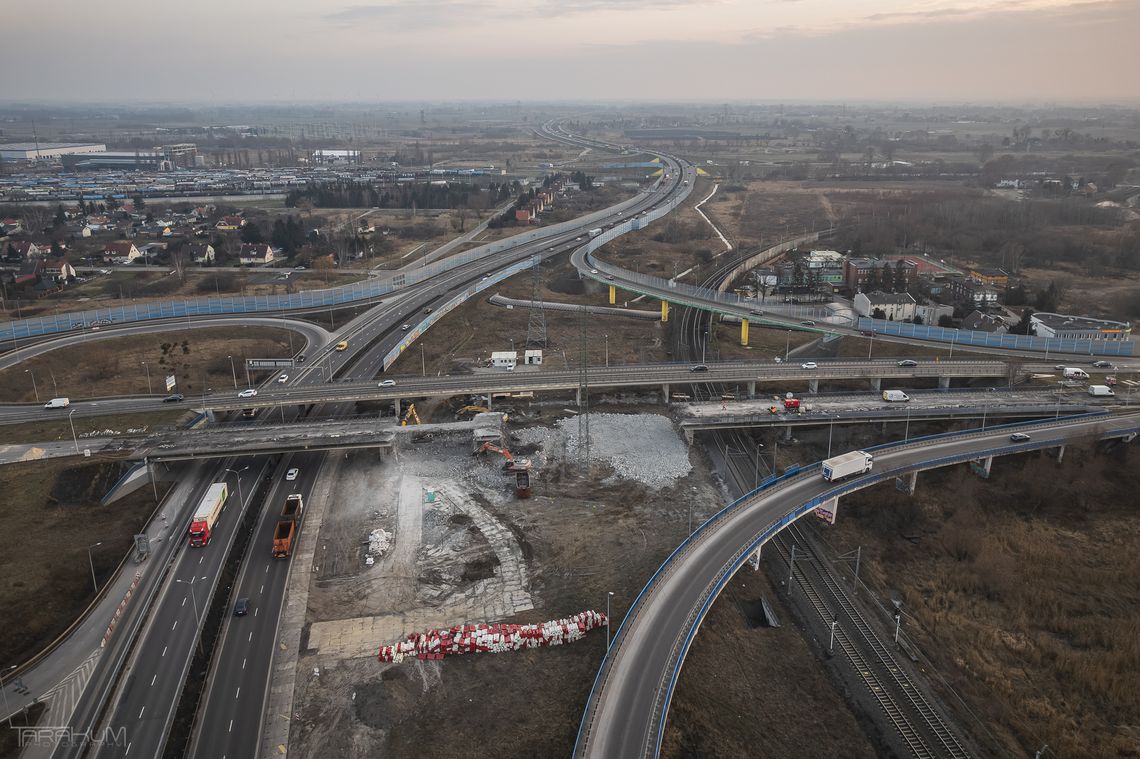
519, 413, 690, 489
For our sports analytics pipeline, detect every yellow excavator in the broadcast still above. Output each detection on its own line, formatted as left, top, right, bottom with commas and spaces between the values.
455, 404, 490, 418
400, 403, 422, 426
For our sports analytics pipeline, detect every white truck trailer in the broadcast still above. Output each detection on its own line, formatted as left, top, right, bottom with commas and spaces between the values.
821, 451, 874, 482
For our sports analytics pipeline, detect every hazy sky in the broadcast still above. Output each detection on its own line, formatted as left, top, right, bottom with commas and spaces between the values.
4, 0, 1137, 102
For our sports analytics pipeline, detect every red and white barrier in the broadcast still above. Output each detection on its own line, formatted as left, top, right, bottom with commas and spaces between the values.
100, 572, 142, 648
378, 610, 608, 664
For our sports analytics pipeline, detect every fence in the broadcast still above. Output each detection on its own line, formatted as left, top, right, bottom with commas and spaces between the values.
856, 317, 1135, 357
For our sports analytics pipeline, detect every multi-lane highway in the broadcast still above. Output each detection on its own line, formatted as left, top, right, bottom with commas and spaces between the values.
574, 411, 1140, 758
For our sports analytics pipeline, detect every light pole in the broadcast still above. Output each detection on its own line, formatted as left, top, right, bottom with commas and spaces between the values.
904, 407, 912, 441
421, 344, 426, 377
784, 330, 791, 362
949, 329, 958, 359
87, 542, 102, 594
701, 329, 708, 365
605, 591, 615, 650
827, 416, 836, 458
867, 330, 874, 359
176, 575, 209, 655
224, 466, 248, 508
68, 408, 80, 454
227, 355, 238, 389
604, 334, 609, 367
25, 368, 39, 402
893, 611, 902, 644
141, 361, 153, 394
1, 664, 16, 728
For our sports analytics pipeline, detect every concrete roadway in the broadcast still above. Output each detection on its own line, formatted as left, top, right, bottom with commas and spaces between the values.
0, 358, 1016, 424
575, 411, 1140, 758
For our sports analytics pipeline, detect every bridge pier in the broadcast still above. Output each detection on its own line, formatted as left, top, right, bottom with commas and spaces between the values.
895, 470, 918, 495
939, 376, 951, 390
784, 425, 793, 441
394, 398, 401, 418
608, 284, 616, 305
747, 381, 756, 399
869, 377, 881, 393
662, 383, 670, 404
660, 300, 669, 322
1054, 445, 1065, 463
748, 544, 762, 571
814, 496, 839, 524
970, 456, 993, 478
808, 379, 818, 394
740, 319, 749, 346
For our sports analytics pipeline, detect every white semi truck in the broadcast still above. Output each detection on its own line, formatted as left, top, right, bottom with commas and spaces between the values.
821, 450, 874, 482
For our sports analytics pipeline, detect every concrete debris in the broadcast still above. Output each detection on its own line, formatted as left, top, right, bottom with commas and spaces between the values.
366, 528, 392, 560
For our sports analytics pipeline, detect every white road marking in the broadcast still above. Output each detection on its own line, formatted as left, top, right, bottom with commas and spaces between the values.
242, 658, 247, 669
150, 674, 156, 686
199, 557, 204, 564
139, 706, 145, 719
171, 620, 178, 631
259, 584, 264, 594
181, 597, 187, 607
161, 646, 167, 657
248, 631, 253, 642
125, 742, 132, 755
228, 719, 233, 732
235, 687, 240, 699
254, 608, 259, 617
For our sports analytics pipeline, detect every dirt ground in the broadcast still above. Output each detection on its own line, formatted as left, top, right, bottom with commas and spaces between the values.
0, 326, 295, 402
291, 412, 731, 757
822, 443, 1140, 758
0, 459, 171, 666
1017, 263, 1140, 323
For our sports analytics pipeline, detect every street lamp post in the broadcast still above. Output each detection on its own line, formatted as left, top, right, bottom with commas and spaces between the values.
605, 591, 615, 650
227, 356, 238, 389
25, 369, 39, 402
224, 466, 248, 508
68, 408, 80, 454
827, 416, 836, 458
141, 361, 153, 394
904, 407, 912, 441
867, 330, 874, 359
785, 330, 791, 362
949, 330, 958, 359
87, 542, 102, 594
604, 334, 609, 367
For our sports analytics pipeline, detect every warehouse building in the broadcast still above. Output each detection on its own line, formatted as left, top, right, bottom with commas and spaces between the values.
1029, 312, 1131, 341
0, 142, 106, 161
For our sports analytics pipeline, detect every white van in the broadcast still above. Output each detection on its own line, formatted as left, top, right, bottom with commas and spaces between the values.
882, 390, 910, 402
1087, 385, 1115, 397
1063, 368, 1089, 380
44, 397, 71, 409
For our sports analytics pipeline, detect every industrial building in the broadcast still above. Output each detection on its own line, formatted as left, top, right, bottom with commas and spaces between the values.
0, 142, 106, 161
1030, 312, 1132, 341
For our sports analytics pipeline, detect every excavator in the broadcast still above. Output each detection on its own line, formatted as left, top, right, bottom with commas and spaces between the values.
474, 442, 533, 498
400, 404, 422, 426
455, 404, 491, 418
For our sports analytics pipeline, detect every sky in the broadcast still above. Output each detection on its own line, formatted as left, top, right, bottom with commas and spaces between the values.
3, 0, 1137, 102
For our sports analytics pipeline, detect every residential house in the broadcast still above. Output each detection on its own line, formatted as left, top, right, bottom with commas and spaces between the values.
0, 218, 23, 234
187, 243, 215, 264
968, 267, 1009, 287
137, 242, 167, 263
845, 257, 916, 293
948, 277, 999, 307
853, 290, 917, 321
239, 243, 277, 265
14, 259, 45, 291
960, 310, 1007, 334
915, 303, 954, 326
102, 241, 142, 264
215, 215, 245, 231
6, 240, 41, 261
43, 258, 77, 282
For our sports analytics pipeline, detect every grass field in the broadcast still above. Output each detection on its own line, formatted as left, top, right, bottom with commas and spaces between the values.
0, 410, 186, 446
0, 458, 171, 667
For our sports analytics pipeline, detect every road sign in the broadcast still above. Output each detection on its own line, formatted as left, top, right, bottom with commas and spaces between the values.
165, 374, 177, 391
246, 358, 295, 369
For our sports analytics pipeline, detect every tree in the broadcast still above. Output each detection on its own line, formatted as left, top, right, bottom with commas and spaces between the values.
53, 205, 67, 227
1004, 284, 1028, 306
892, 260, 907, 292
133, 194, 146, 211
1035, 281, 1063, 312
871, 307, 887, 320
938, 314, 955, 328
1010, 308, 1035, 335
912, 314, 924, 325
239, 223, 264, 244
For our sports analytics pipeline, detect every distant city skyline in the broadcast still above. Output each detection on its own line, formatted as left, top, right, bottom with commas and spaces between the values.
2, 0, 1137, 102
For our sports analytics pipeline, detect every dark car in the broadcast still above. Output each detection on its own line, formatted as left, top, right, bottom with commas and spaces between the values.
860, 330, 876, 337
162, 394, 184, 403
1092, 360, 1112, 368
896, 359, 919, 367
234, 598, 250, 616
296, 354, 306, 364
690, 364, 709, 372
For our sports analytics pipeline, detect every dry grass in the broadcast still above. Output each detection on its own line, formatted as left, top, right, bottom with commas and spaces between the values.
0, 410, 185, 446
0, 326, 295, 402
826, 445, 1140, 757
0, 458, 171, 666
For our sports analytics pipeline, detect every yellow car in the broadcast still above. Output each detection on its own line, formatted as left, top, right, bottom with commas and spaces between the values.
335, 341, 349, 351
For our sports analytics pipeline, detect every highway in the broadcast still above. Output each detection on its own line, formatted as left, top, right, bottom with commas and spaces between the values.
0, 358, 1017, 424
574, 411, 1140, 758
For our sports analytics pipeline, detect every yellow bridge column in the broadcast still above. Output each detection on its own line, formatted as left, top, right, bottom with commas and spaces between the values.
608, 285, 616, 305
740, 318, 749, 346
660, 300, 669, 322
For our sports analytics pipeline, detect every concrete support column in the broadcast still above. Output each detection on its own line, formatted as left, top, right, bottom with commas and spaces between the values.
741, 319, 749, 346
747, 381, 756, 399
814, 496, 840, 524
971, 455, 993, 478
895, 470, 918, 495
660, 300, 669, 322
1054, 445, 1065, 463
662, 384, 670, 404
870, 377, 882, 393
784, 425, 793, 441
394, 398, 401, 418
808, 379, 819, 394
608, 285, 616, 305
748, 544, 762, 571
939, 376, 951, 390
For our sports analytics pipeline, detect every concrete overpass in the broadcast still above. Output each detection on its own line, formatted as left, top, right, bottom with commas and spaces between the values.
574, 411, 1140, 758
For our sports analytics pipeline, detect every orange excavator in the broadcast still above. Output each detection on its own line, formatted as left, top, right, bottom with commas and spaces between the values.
474, 442, 533, 498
